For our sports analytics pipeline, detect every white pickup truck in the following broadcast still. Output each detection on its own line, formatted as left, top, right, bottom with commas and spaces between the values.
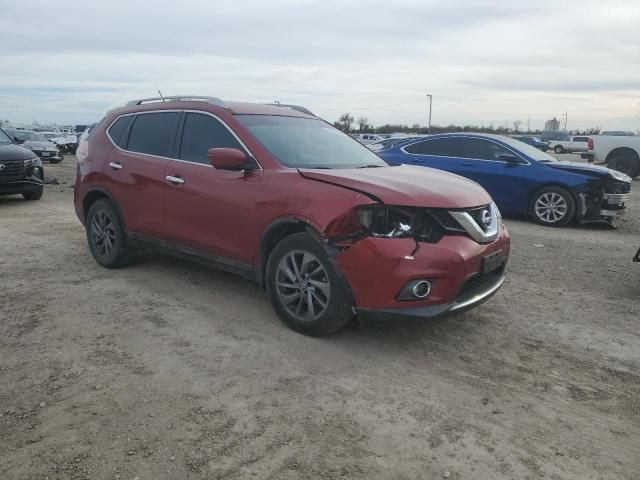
541, 131, 590, 154
582, 135, 640, 178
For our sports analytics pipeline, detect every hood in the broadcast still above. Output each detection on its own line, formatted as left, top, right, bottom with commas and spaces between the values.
298, 165, 492, 208
0, 143, 37, 161
25, 140, 57, 150
547, 160, 631, 182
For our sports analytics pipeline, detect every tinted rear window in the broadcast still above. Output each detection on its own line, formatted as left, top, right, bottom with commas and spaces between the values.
107, 116, 133, 148
127, 112, 180, 157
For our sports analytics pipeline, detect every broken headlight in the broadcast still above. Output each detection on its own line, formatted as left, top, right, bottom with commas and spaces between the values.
356, 205, 442, 243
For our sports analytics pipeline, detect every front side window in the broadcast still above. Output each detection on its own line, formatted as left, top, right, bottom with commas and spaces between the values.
236, 115, 387, 169
179, 113, 243, 164
127, 112, 180, 157
404, 138, 462, 157
459, 138, 512, 161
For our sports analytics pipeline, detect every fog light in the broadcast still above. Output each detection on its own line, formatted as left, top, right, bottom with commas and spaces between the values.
397, 279, 432, 301
411, 280, 431, 298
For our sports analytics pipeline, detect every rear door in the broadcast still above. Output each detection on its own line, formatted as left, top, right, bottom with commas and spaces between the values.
103, 111, 180, 239
162, 111, 260, 265
455, 137, 528, 213
397, 137, 464, 174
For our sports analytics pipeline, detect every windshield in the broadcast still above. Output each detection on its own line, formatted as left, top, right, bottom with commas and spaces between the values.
14, 131, 47, 142
0, 128, 12, 144
502, 136, 557, 162
236, 115, 388, 169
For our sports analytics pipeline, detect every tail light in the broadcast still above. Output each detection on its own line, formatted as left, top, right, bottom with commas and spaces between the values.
76, 140, 89, 163
587, 138, 593, 150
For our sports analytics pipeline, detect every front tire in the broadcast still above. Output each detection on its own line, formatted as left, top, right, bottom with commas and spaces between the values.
266, 232, 353, 336
554, 145, 564, 154
49, 156, 63, 164
22, 189, 43, 201
530, 186, 576, 227
86, 199, 134, 268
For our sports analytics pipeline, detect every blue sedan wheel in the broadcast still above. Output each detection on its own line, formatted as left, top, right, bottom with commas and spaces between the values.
531, 187, 576, 227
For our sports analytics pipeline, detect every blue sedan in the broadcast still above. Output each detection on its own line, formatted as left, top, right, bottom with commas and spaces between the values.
379, 133, 632, 227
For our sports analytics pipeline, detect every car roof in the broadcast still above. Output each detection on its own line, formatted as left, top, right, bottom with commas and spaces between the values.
113, 98, 316, 119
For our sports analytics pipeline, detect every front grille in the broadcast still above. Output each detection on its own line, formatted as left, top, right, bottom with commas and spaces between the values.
428, 204, 491, 233
0, 160, 24, 179
457, 265, 505, 303
465, 205, 491, 229
428, 209, 464, 231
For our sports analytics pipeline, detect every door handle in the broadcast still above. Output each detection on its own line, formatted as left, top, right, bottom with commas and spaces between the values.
165, 175, 185, 185
461, 161, 474, 166
109, 162, 123, 170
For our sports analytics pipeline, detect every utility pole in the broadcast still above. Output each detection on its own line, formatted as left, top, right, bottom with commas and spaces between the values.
426, 94, 432, 133
527, 116, 531, 132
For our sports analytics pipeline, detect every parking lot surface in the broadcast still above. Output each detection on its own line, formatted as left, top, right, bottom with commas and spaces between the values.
1, 155, 639, 479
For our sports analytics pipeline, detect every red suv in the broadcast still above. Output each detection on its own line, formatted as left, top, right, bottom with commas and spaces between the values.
74, 96, 510, 335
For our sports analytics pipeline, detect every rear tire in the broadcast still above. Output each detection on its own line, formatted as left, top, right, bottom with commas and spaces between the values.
554, 145, 564, 154
86, 199, 135, 268
608, 153, 639, 178
266, 232, 353, 336
22, 189, 43, 201
530, 186, 576, 227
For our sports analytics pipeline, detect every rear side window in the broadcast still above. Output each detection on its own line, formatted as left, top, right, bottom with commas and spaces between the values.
573, 136, 587, 142
179, 113, 242, 164
107, 116, 133, 148
127, 112, 180, 157
405, 138, 462, 157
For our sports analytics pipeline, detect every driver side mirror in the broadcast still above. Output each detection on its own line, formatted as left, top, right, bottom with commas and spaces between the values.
207, 148, 252, 171
13, 137, 24, 144
497, 153, 522, 164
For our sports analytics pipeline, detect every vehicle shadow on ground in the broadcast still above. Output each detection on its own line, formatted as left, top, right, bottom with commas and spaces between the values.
502, 214, 615, 231
0, 197, 29, 207
130, 250, 466, 346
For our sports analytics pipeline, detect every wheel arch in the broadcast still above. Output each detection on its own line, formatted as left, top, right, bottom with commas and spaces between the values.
604, 147, 640, 164
82, 187, 127, 231
256, 216, 324, 288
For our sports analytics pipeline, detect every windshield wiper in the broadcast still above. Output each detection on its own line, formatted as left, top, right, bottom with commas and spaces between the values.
305, 166, 333, 169
356, 164, 384, 168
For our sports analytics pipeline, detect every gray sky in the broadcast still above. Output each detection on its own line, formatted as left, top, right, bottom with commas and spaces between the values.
1, 0, 639, 131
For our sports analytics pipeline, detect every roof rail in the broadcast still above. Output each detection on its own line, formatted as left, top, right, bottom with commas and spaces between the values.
268, 103, 315, 116
125, 95, 226, 108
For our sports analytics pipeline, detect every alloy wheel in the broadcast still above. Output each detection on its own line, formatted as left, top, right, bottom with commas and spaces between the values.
276, 250, 331, 322
90, 210, 116, 257
534, 192, 568, 223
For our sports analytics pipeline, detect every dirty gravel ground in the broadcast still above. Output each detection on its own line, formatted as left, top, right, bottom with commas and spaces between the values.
1, 155, 639, 480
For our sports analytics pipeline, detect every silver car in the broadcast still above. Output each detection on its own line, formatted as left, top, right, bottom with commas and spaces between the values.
5, 129, 63, 163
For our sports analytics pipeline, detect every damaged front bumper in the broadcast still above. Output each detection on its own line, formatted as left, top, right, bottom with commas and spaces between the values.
578, 191, 630, 223
335, 224, 510, 321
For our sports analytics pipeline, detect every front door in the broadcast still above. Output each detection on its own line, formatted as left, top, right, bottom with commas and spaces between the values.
162, 112, 260, 265
455, 137, 528, 213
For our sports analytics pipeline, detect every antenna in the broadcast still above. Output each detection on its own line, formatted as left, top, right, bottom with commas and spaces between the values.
158, 90, 165, 102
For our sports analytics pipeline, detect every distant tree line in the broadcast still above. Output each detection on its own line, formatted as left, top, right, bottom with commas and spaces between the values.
332, 112, 601, 136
